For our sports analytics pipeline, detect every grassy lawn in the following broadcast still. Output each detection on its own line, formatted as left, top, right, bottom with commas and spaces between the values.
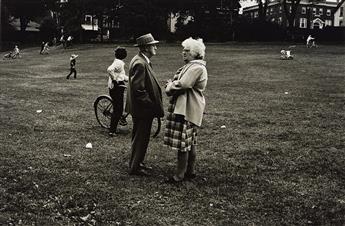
0, 43, 344, 225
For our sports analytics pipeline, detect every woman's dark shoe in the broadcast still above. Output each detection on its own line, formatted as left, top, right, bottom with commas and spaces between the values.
129, 169, 151, 176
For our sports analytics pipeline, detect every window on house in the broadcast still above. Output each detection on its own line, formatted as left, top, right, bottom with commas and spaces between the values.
319, 8, 323, 15
254, 11, 258, 18
340, 20, 343, 26
340, 7, 344, 17
325, 20, 332, 26
302, 7, 306, 14
327, 9, 331, 16
85, 15, 92, 25
299, 18, 307, 28
313, 8, 316, 15
112, 21, 120, 28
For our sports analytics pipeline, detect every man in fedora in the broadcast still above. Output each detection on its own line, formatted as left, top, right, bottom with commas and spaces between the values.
127, 33, 164, 176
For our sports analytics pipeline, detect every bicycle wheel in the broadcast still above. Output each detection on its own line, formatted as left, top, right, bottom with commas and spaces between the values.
94, 95, 113, 129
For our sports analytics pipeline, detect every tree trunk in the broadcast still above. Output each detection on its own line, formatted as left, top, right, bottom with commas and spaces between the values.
282, 0, 301, 40
20, 16, 29, 31
97, 14, 103, 43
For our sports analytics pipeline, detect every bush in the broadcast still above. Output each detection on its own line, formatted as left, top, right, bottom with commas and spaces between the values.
39, 16, 59, 41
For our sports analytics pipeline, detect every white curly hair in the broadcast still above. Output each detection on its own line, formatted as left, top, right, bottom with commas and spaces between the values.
182, 37, 206, 59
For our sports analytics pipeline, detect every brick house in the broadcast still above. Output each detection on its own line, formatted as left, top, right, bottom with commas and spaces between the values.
241, 0, 341, 29
333, 0, 345, 26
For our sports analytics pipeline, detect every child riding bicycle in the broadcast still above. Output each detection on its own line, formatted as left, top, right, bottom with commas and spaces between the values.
3, 45, 21, 59
107, 46, 129, 136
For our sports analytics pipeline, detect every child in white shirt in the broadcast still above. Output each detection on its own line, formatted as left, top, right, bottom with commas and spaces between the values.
107, 47, 129, 136
280, 49, 293, 60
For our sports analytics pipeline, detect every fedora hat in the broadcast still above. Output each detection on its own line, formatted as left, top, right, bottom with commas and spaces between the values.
134, 33, 159, 47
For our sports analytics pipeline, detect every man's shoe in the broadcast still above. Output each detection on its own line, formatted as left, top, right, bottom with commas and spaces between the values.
184, 173, 196, 181
129, 169, 151, 176
108, 132, 117, 137
139, 162, 153, 171
164, 176, 183, 184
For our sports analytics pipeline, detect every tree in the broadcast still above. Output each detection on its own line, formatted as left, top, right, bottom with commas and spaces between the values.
281, 0, 301, 31
39, 15, 58, 41
257, 0, 269, 22
119, 0, 170, 39
171, 0, 241, 41
84, 0, 115, 42
4, 0, 46, 31
59, 0, 85, 40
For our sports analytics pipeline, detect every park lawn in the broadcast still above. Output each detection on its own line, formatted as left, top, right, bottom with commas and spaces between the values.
0, 43, 344, 225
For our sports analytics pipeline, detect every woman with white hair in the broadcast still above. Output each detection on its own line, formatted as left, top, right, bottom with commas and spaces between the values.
164, 37, 208, 183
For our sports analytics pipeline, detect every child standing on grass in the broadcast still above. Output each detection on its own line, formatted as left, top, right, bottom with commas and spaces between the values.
107, 47, 129, 136
66, 54, 78, 79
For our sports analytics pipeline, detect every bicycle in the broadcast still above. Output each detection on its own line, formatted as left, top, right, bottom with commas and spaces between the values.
306, 40, 317, 48
3, 52, 20, 60
93, 95, 161, 137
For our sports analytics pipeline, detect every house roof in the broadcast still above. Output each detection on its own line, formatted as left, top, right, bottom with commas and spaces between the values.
334, 0, 345, 11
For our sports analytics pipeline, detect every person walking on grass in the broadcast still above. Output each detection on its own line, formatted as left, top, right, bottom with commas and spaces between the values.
40, 41, 45, 54
107, 47, 129, 137
164, 37, 208, 184
66, 54, 78, 79
127, 33, 164, 176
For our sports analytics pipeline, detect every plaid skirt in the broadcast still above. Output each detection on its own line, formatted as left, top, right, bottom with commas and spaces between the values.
164, 101, 197, 152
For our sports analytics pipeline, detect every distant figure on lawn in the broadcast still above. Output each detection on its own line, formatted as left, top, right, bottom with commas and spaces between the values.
66, 36, 73, 48
306, 35, 317, 48
3, 45, 21, 59
164, 37, 208, 184
127, 33, 164, 176
107, 47, 129, 137
280, 49, 294, 60
60, 35, 66, 48
66, 54, 78, 79
40, 42, 45, 54
41, 42, 50, 54
52, 37, 57, 46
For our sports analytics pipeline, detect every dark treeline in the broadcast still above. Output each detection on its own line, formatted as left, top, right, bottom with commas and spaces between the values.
1, 0, 343, 45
